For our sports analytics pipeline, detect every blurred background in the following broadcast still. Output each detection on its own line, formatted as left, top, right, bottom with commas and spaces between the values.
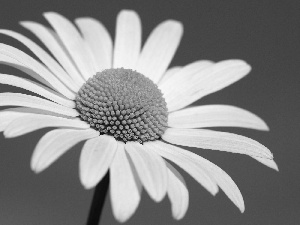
0, 0, 299, 224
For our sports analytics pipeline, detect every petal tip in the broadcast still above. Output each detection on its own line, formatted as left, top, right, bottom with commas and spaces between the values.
43, 11, 62, 20
119, 9, 139, 15
166, 20, 184, 32
82, 182, 95, 190
19, 21, 31, 27
240, 205, 245, 213
30, 162, 42, 174
261, 122, 270, 131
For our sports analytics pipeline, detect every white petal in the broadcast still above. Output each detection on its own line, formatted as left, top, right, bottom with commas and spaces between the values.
75, 17, 113, 71
0, 43, 76, 99
0, 54, 52, 87
146, 141, 218, 195
0, 29, 80, 92
166, 162, 189, 220
158, 66, 182, 86
149, 141, 244, 212
160, 60, 214, 98
168, 105, 269, 131
31, 128, 99, 173
113, 10, 141, 69
0, 107, 72, 132
198, 157, 245, 212
251, 156, 279, 171
125, 142, 168, 202
44, 12, 95, 80
0, 93, 78, 117
4, 114, 89, 138
0, 111, 27, 132
166, 60, 251, 112
163, 128, 273, 159
110, 142, 141, 222
79, 135, 117, 189
136, 20, 183, 83
20, 21, 85, 85
0, 74, 75, 108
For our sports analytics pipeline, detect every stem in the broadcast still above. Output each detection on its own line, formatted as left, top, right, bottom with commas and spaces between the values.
86, 172, 109, 225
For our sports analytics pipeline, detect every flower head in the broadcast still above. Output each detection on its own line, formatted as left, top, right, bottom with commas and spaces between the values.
0, 10, 277, 222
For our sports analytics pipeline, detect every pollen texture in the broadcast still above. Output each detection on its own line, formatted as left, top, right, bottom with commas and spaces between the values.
75, 68, 168, 144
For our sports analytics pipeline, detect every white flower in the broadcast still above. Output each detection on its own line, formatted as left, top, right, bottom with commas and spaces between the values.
0, 10, 277, 222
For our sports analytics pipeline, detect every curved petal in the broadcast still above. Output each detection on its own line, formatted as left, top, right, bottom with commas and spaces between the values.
251, 156, 279, 171
168, 105, 269, 131
198, 157, 245, 212
160, 60, 214, 98
113, 10, 141, 69
4, 114, 89, 138
0, 74, 75, 108
166, 162, 189, 220
145, 141, 218, 195
44, 12, 95, 80
0, 93, 78, 117
110, 142, 141, 223
166, 60, 251, 112
75, 17, 113, 71
20, 21, 85, 85
136, 20, 183, 83
0, 29, 80, 92
0, 43, 76, 99
158, 66, 182, 86
0, 107, 72, 132
0, 54, 52, 87
31, 128, 99, 173
79, 135, 118, 189
0, 111, 29, 132
125, 142, 168, 202
162, 128, 273, 159
149, 141, 244, 212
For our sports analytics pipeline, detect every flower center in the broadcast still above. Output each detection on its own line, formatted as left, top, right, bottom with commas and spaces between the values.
75, 68, 168, 144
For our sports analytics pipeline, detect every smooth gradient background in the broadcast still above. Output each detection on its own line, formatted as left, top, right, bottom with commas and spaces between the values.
0, 0, 299, 224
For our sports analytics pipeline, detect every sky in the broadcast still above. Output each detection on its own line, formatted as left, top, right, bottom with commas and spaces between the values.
0, 0, 299, 224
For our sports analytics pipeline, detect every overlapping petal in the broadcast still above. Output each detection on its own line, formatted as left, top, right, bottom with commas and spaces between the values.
160, 60, 214, 97
75, 17, 113, 71
125, 142, 168, 202
0, 29, 81, 91
0, 74, 75, 107
110, 143, 141, 222
149, 141, 245, 212
136, 20, 183, 83
166, 60, 251, 112
158, 66, 182, 86
0, 44, 76, 99
163, 128, 273, 159
166, 162, 189, 220
44, 12, 95, 80
31, 129, 99, 173
79, 135, 118, 189
4, 114, 89, 138
21, 21, 85, 84
168, 105, 269, 130
0, 93, 78, 117
145, 141, 218, 195
0, 107, 71, 131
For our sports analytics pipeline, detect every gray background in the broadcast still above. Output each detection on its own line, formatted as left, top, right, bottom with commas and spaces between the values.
0, 0, 299, 224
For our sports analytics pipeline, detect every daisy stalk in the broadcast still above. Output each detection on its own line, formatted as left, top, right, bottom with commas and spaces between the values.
0, 9, 278, 224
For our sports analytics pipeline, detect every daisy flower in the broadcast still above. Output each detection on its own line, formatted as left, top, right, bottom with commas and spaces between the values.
0, 9, 277, 222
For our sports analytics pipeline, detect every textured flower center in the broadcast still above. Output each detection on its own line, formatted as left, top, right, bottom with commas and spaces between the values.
75, 68, 168, 144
